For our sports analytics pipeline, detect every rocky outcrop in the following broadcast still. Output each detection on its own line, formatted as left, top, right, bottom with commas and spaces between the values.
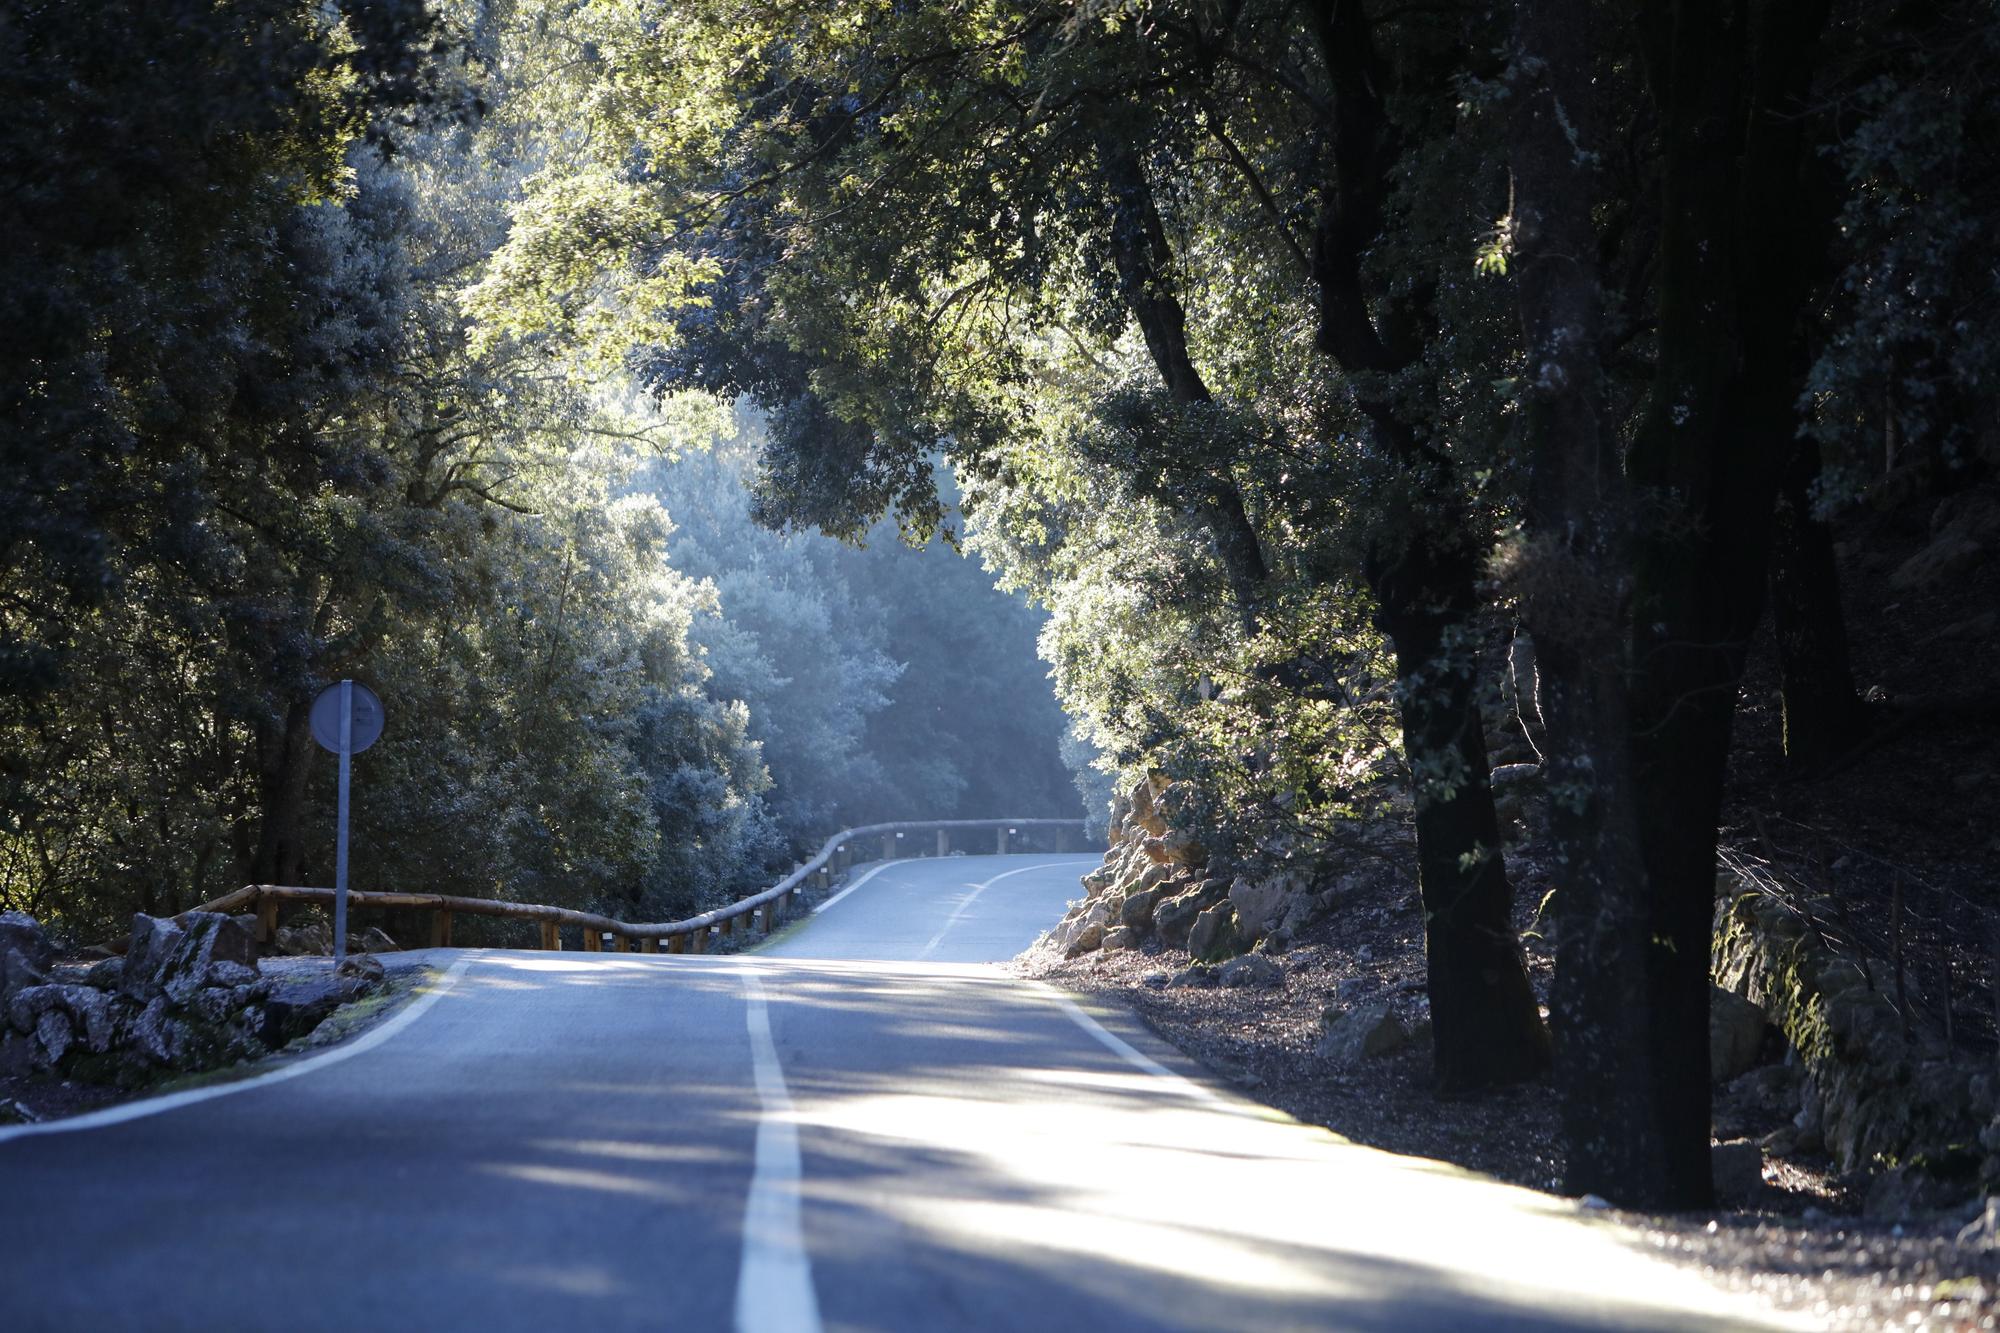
1041, 776, 1358, 965
1713, 877, 1996, 1198
0, 911, 380, 1090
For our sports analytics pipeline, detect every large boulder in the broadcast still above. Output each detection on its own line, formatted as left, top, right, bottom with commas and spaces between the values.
123, 912, 255, 1005
1120, 886, 1171, 932
1228, 877, 1290, 937
261, 974, 370, 1048
1153, 879, 1229, 951
0, 911, 54, 973
1710, 985, 1769, 1083
1187, 903, 1251, 963
0, 944, 47, 1000
1316, 1001, 1413, 1065
120, 915, 186, 1001
275, 922, 333, 956
1219, 955, 1285, 989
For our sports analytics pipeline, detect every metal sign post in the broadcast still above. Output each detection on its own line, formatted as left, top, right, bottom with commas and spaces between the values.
310, 680, 385, 970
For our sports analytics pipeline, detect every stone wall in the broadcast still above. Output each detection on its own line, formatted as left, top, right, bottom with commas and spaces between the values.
1712, 875, 1996, 1189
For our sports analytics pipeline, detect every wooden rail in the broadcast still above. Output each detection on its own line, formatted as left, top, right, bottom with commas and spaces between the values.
183, 817, 1092, 954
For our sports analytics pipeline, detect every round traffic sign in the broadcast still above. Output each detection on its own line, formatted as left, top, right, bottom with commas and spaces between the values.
310, 681, 385, 754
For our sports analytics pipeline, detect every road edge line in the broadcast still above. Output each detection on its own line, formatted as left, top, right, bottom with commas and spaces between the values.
0, 954, 477, 1144
1032, 981, 1287, 1121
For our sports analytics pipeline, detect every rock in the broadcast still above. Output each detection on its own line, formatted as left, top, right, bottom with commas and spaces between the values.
1101, 926, 1140, 951
261, 974, 368, 1047
33, 1008, 73, 1065
1711, 1140, 1766, 1197
1490, 762, 1542, 786
0, 1096, 37, 1125
1866, 1163, 1972, 1221
82, 956, 125, 991
0, 911, 53, 973
202, 960, 260, 989
129, 996, 185, 1066
1956, 1197, 2000, 1250
10, 983, 121, 1058
1153, 885, 1221, 951
1140, 971, 1171, 989
120, 915, 188, 1000
0, 945, 47, 1000
1169, 965, 1217, 988
1316, 1001, 1411, 1065
1120, 887, 1169, 932
350, 926, 400, 954
1219, 955, 1284, 989
1228, 877, 1290, 936
1187, 903, 1250, 963
337, 955, 387, 985
1063, 923, 1106, 958
1710, 985, 1768, 1083
275, 922, 332, 956
1727, 1061, 1803, 1115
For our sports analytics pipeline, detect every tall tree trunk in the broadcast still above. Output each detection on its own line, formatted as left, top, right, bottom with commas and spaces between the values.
1373, 528, 1553, 1092
1300, 0, 1551, 1090
247, 698, 316, 886
1096, 130, 1270, 638
1507, 0, 1660, 1194
1612, 0, 1831, 1209
1771, 435, 1868, 767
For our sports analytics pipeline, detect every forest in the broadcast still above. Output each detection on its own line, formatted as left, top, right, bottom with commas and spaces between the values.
3, 0, 1996, 1213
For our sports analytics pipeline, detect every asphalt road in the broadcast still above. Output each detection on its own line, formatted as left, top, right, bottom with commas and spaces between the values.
0, 854, 1790, 1331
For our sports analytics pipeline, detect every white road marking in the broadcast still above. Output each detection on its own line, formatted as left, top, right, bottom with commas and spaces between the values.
919, 860, 1096, 959
1035, 982, 1276, 1120
734, 966, 823, 1333
811, 858, 913, 915
0, 954, 476, 1144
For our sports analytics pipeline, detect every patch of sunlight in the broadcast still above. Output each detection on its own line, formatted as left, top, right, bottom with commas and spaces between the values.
495, 1262, 631, 1299
531, 1137, 730, 1165
478, 1161, 689, 1202
797, 1085, 1803, 1329
909, 1196, 1364, 1302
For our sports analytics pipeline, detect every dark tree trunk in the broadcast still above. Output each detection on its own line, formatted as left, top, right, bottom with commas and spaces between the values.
1506, 0, 1659, 1194
247, 697, 316, 886
1295, 0, 1549, 1090
1771, 435, 1868, 767
1095, 130, 1270, 637
1375, 536, 1553, 1093
1607, 0, 1831, 1209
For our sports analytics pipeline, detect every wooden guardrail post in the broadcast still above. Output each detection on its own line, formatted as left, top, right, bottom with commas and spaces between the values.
997, 827, 1010, 855
687, 927, 706, 955
720, 915, 736, 940
583, 929, 603, 952
937, 829, 950, 857
256, 895, 281, 945
667, 932, 686, 954
430, 909, 453, 948
641, 936, 658, 953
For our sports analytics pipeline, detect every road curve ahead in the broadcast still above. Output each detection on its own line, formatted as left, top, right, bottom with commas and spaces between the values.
0, 856, 1790, 1332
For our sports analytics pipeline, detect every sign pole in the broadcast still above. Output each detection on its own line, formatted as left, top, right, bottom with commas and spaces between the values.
334, 679, 352, 970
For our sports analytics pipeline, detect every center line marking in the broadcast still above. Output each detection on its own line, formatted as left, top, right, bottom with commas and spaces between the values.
919, 859, 1093, 958
734, 966, 823, 1333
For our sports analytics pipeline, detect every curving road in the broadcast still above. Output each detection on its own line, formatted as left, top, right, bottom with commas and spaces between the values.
0, 855, 1790, 1331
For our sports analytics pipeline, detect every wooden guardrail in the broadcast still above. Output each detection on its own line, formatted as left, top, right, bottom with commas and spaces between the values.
184, 817, 1092, 955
